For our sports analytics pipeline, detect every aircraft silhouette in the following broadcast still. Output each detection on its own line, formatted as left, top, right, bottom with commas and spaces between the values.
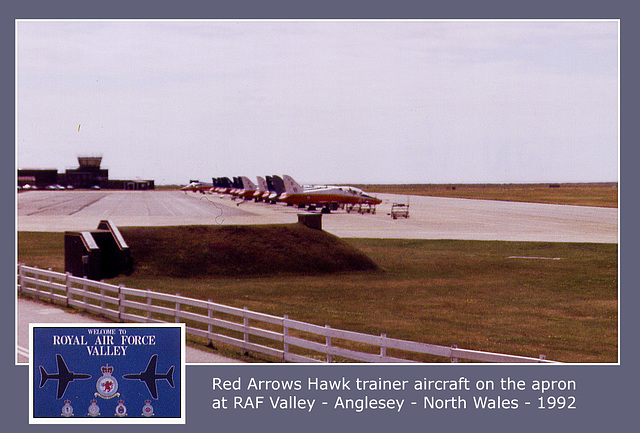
39, 354, 91, 399
123, 354, 175, 399
280, 175, 382, 211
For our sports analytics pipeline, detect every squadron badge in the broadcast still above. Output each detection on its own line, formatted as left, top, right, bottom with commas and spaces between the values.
142, 400, 155, 417
87, 399, 101, 417
61, 400, 74, 417
95, 365, 119, 399
115, 400, 128, 417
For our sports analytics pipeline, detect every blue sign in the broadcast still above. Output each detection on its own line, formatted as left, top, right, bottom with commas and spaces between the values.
31, 324, 184, 421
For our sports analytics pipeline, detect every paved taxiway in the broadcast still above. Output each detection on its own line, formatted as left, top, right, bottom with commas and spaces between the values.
17, 190, 618, 243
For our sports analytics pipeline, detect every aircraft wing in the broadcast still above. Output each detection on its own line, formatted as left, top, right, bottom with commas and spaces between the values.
123, 354, 175, 399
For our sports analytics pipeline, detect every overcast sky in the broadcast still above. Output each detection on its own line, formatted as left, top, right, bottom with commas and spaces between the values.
16, 20, 618, 185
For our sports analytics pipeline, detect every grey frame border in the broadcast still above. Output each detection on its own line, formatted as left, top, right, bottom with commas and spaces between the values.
5, 1, 633, 432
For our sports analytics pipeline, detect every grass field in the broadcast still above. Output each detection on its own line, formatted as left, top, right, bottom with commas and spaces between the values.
119, 224, 378, 278
356, 182, 619, 208
17, 231, 618, 363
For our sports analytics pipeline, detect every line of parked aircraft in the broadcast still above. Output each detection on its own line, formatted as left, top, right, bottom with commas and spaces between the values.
181, 175, 382, 213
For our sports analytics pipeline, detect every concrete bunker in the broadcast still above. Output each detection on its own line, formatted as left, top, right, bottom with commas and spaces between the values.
65, 220, 132, 280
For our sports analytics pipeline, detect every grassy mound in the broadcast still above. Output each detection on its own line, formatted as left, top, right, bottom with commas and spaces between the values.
119, 224, 379, 278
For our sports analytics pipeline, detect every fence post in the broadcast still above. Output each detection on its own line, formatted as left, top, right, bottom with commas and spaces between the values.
100, 286, 105, 311
47, 268, 54, 302
82, 277, 88, 307
207, 299, 213, 346
325, 325, 332, 363
243, 306, 249, 356
118, 285, 125, 322
380, 333, 387, 361
147, 290, 153, 322
16, 263, 20, 293
65, 272, 71, 308
283, 315, 289, 362
16, 264, 22, 296
34, 266, 40, 301
175, 293, 181, 324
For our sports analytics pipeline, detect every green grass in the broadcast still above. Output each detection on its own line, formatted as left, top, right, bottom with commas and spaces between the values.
17, 232, 65, 271
17, 230, 618, 363
119, 224, 378, 278
356, 183, 618, 208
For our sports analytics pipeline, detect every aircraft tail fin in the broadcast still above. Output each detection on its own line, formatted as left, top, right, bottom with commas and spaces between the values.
257, 176, 268, 192
166, 366, 175, 388
241, 176, 257, 190
39, 366, 49, 387
272, 176, 285, 194
283, 175, 303, 194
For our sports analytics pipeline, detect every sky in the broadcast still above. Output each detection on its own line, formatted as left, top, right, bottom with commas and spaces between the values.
16, 20, 619, 186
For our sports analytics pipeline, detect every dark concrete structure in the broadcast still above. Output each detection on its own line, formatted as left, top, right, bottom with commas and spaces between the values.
64, 220, 132, 280
17, 169, 58, 188
298, 213, 322, 230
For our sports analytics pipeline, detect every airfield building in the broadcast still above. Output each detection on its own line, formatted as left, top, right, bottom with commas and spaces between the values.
18, 156, 154, 190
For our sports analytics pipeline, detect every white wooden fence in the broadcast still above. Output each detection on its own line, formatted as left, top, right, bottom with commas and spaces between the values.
17, 264, 556, 364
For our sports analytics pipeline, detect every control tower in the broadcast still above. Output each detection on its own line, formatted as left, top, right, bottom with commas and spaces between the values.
61, 156, 108, 188
77, 156, 103, 170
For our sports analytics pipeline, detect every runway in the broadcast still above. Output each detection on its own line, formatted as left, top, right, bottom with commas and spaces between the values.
17, 190, 618, 243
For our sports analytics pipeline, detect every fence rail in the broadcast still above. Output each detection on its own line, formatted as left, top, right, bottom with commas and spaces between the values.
17, 264, 557, 364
